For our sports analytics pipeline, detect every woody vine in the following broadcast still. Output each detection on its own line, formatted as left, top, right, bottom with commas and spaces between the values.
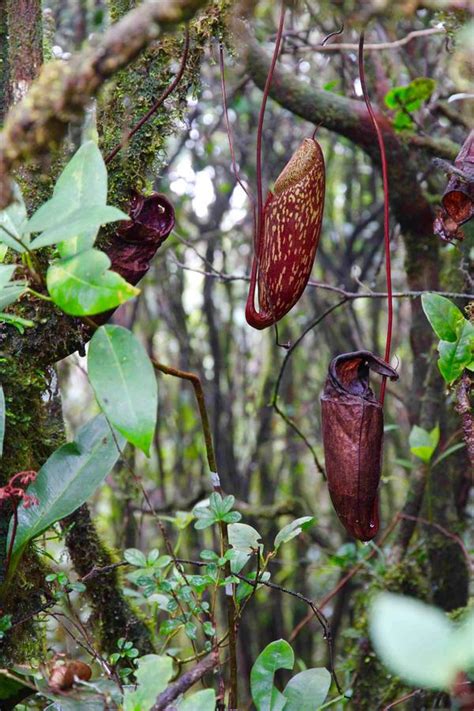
0, 1, 473, 710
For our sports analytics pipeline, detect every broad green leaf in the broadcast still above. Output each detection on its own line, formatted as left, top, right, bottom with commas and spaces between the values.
58, 228, 99, 259
369, 593, 461, 690
30, 204, 128, 250
27, 140, 108, 234
251, 640, 294, 711
282, 668, 331, 711
26, 141, 128, 253
0, 182, 29, 252
0, 245, 7, 262
53, 140, 108, 205
88, 325, 158, 455
0, 385, 4, 457
47, 248, 139, 316
177, 689, 216, 711
0, 284, 27, 311
421, 293, 465, 342
438, 320, 474, 384
11, 414, 126, 559
408, 425, 439, 463
274, 516, 315, 550
452, 611, 474, 670
228, 522, 262, 573
123, 655, 173, 711
0, 264, 17, 289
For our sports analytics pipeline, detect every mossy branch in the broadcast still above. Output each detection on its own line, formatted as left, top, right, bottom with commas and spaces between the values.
0, 0, 209, 207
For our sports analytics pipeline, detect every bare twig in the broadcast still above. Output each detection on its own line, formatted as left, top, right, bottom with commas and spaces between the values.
282, 27, 444, 53
151, 655, 218, 710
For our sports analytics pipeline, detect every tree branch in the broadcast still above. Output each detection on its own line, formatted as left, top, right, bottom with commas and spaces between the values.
151, 655, 218, 711
0, 0, 209, 206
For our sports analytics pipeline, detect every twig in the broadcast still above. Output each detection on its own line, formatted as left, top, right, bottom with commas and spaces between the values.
173, 558, 342, 695
166, 259, 474, 301
382, 689, 421, 710
282, 28, 444, 53
271, 298, 349, 477
151, 655, 218, 710
289, 514, 400, 642
151, 358, 238, 710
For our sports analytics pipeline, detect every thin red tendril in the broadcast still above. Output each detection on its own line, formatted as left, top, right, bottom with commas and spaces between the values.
358, 33, 393, 405
218, 44, 254, 203
255, 2, 286, 253
105, 27, 190, 166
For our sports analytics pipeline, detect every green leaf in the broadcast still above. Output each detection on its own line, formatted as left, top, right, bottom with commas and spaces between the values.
228, 522, 262, 573
0, 385, 4, 457
123, 654, 174, 711
124, 548, 148, 567
0, 312, 34, 332
274, 516, 315, 550
408, 425, 440, 463
30, 204, 128, 250
438, 320, 474, 384
282, 668, 331, 711
11, 414, 126, 560
27, 142, 108, 233
88, 325, 158, 455
251, 640, 294, 711
26, 141, 128, 253
0, 284, 27, 311
0, 182, 29, 252
370, 593, 468, 690
0, 264, 17, 289
47, 248, 139, 316
177, 689, 216, 711
421, 293, 465, 342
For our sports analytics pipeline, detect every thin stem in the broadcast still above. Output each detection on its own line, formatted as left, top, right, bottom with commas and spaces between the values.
151, 358, 238, 709
105, 27, 190, 165
358, 33, 393, 404
27, 287, 52, 301
218, 44, 254, 202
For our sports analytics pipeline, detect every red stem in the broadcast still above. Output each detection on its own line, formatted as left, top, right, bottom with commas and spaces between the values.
255, 2, 286, 252
358, 33, 393, 404
218, 45, 253, 202
105, 27, 190, 166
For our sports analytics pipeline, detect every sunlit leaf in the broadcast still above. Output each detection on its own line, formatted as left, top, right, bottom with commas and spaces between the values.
421, 293, 465, 342
438, 320, 474, 384
47, 248, 139, 316
408, 425, 439, 463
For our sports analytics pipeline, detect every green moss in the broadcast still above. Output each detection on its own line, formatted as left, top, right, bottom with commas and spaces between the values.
347, 559, 430, 710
